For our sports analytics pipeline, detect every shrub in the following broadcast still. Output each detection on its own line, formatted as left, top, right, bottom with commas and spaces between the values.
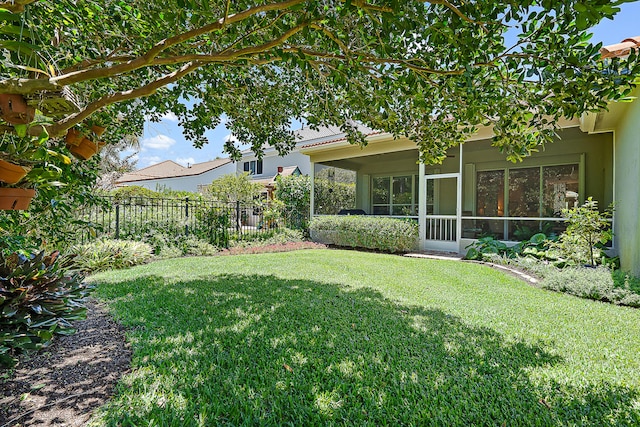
0, 251, 93, 366
553, 197, 613, 266
69, 239, 153, 273
309, 216, 418, 253
541, 266, 640, 307
177, 236, 219, 256
231, 228, 305, 249
275, 175, 311, 231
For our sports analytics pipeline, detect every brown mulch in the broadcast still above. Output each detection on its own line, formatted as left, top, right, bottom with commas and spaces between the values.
0, 301, 131, 427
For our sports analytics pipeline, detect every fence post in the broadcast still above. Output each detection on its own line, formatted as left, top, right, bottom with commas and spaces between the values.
185, 197, 189, 236
236, 200, 241, 233
115, 202, 120, 240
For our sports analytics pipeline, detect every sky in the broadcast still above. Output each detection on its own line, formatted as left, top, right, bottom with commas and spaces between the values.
132, 2, 640, 169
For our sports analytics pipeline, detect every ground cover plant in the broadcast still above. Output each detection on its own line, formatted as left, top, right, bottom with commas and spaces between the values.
0, 250, 92, 366
88, 250, 640, 426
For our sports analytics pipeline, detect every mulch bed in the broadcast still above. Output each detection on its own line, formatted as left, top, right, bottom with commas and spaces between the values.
0, 301, 131, 427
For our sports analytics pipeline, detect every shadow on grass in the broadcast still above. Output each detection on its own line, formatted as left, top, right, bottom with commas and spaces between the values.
92, 274, 640, 426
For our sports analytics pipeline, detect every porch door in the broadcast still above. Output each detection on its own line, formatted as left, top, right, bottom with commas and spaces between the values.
425, 173, 461, 252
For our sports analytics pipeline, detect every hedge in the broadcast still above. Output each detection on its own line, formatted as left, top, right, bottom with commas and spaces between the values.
309, 215, 418, 253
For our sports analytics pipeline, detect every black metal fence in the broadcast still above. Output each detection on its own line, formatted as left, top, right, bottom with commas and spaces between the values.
77, 196, 307, 247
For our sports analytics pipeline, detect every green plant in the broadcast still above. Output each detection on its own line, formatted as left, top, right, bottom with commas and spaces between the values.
205, 173, 262, 203
464, 237, 509, 260
541, 266, 640, 307
0, 251, 93, 366
309, 216, 418, 253
230, 227, 305, 249
261, 199, 284, 230
176, 235, 219, 257
193, 205, 230, 248
554, 197, 613, 266
69, 239, 153, 273
314, 169, 356, 215
465, 233, 557, 262
274, 175, 310, 231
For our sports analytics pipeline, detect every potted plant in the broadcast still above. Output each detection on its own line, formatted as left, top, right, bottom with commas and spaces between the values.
0, 93, 36, 125
0, 158, 31, 185
68, 136, 105, 160
65, 123, 106, 160
0, 186, 36, 210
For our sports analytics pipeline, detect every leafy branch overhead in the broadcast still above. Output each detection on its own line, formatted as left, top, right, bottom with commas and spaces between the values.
1, 0, 638, 162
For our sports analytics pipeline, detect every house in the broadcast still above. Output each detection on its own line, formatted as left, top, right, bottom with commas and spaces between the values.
237, 125, 372, 175
115, 158, 235, 192
116, 125, 359, 193
249, 166, 303, 199
300, 37, 640, 276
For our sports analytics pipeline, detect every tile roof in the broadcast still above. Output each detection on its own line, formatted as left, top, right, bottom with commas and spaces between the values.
241, 123, 378, 155
116, 158, 232, 183
299, 130, 384, 149
600, 36, 640, 59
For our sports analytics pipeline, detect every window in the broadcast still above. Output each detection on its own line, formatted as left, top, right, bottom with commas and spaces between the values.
476, 163, 578, 218
476, 170, 504, 216
243, 160, 263, 175
372, 175, 418, 216
509, 167, 540, 217
543, 164, 579, 216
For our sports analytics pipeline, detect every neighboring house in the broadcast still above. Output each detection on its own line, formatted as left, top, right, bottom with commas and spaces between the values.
251, 166, 302, 199
116, 125, 364, 193
300, 37, 640, 276
237, 124, 374, 188
115, 158, 235, 192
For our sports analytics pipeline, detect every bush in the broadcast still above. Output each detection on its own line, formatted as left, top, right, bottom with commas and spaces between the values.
541, 266, 640, 307
69, 239, 153, 273
0, 251, 93, 366
553, 197, 613, 266
309, 216, 418, 253
275, 175, 311, 231
231, 228, 305, 249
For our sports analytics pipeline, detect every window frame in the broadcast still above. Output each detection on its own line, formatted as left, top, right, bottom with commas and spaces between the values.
370, 174, 419, 216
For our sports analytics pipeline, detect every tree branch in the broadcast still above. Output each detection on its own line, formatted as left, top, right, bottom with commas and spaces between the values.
0, 0, 37, 12
47, 62, 201, 137
48, 0, 306, 87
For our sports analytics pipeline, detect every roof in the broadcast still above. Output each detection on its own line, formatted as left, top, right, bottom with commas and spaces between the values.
600, 36, 640, 59
241, 123, 377, 156
278, 166, 301, 177
299, 130, 384, 150
250, 165, 302, 187
116, 158, 232, 184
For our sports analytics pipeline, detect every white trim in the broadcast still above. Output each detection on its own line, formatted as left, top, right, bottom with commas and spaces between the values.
418, 162, 426, 250
310, 161, 315, 217
424, 171, 461, 252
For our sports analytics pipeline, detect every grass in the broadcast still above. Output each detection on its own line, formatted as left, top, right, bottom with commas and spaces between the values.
88, 249, 640, 426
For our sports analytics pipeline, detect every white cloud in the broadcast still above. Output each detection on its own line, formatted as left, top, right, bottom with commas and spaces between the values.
176, 157, 196, 167
224, 133, 238, 143
160, 111, 179, 122
140, 156, 162, 167
141, 134, 176, 150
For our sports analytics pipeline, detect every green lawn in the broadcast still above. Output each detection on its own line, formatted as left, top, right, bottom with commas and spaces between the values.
88, 249, 640, 426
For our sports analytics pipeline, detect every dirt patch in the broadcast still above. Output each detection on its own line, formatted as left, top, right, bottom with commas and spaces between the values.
0, 300, 131, 427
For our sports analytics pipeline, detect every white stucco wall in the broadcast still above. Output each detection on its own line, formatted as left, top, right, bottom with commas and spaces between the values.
120, 162, 237, 192
237, 150, 311, 178
614, 97, 640, 275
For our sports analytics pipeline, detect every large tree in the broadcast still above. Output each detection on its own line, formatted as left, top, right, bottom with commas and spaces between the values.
0, 0, 639, 165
